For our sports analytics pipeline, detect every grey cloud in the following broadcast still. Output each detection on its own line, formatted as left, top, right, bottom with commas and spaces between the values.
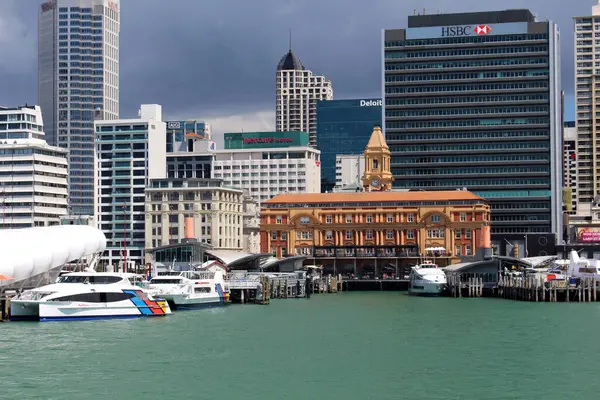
0, 0, 591, 121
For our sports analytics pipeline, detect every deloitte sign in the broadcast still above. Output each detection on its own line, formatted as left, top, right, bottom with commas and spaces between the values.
360, 99, 382, 107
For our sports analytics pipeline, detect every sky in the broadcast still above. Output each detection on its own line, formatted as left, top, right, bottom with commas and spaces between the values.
0, 0, 591, 141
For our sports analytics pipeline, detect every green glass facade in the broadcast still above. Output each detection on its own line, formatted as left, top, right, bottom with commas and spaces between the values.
224, 131, 308, 150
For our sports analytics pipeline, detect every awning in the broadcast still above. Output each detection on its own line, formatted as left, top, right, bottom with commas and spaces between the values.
426, 247, 446, 252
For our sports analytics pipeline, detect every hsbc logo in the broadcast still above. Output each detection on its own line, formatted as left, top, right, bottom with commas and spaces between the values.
475, 25, 491, 35
441, 24, 492, 37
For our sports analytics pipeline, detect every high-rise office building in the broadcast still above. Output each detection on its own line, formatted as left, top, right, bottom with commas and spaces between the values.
563, 121, 577, 214
94, 105, 166, 271
316, 99, 382, 192
383, 9, 562, 243
275, 48, 333, 147
38, 0, 120, 215
0, 105, 68, 229
574, 1, 600, 207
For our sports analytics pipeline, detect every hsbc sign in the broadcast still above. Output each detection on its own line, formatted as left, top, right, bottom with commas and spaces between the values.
441, 25, 491, 37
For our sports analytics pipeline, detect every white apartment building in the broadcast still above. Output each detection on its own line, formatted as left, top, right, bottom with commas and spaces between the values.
145, 179, 244, 252
94, 104, 166, 271
335, 154, 365, 188
211, 147, 321, 204
563, 123, 578, 213
0, 105, 68, 229
575, 2, 600, 206
275, 49, 333, 147
38, 0, 120, 215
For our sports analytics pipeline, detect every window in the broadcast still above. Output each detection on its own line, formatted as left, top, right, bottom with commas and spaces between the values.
271, 247, 277, 256
326, 215, 332, 224
346, 215, 352, 223
300, 216, 310, 224
271, 231, 277, 240
366, 230, 373, 240
460, 213, 466, 222
301, 231, 310, 240
345, 230, 352, 240
455, 229, 461, 239
465, 244, 472, 256
366, 214, 373, 223
466, 229, 472, 239
281, 232, 287, 240
387, 214, 394, 223
282, 248, 287, 257
276, 216, 282, 224
455, 245, 461, 256
387, 230, 394, 240
431, 215, 441, 223
325, 231, 333, 240
373, 159, 378, 169
407, 230, 414, 239
407, 214, 414, 222
50, 292, 133, 303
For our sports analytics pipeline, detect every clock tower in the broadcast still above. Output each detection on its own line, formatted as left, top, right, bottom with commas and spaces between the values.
362, 126, 394, 192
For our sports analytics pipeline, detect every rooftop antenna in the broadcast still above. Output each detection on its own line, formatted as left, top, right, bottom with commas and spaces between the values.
289, 28, 292, 51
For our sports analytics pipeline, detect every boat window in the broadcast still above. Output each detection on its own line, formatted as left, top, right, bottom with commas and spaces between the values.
50, 293, 103, 302
50, 292, 136, 303
89, 276, 123, 284
150, 278, 182, 284
194, 287, 211, 293
103, 292, 136, 302
57, 275, 89, 283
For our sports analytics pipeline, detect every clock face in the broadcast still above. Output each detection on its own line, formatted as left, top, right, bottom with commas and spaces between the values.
371, 178, 379, 187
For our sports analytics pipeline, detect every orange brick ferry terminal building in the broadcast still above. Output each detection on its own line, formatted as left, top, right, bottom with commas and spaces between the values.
260, 191, 491, 277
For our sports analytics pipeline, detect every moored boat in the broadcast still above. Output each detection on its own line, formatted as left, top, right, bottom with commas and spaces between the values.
145, 270, 230, 310
408, 261, 447, 296
10, 272, 170, 321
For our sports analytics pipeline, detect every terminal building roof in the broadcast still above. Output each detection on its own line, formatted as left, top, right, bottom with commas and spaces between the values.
263, 191, 485, 205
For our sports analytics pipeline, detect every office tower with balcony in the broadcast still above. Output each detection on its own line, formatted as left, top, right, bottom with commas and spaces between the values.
574, 2, 600, 208
94, 105, 166, 271
0, 105, 68, 229
38, 0, 120, 215
275, 47, 333, 147
383, 9, 562, 245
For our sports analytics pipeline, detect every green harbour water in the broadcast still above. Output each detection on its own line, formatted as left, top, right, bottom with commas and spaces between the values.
1, 292, 600, 400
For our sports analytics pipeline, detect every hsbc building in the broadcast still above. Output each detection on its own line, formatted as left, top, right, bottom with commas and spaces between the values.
383, 10, 562, 248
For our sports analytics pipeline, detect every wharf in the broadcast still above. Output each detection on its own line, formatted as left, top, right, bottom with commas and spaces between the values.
446, 272, 599, 302
343, 279, 409, 291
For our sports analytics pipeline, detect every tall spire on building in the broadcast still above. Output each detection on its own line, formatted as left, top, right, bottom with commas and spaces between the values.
289, 28, 292, 51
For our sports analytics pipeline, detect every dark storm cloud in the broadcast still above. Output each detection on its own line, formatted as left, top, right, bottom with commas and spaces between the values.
0, 0, 590, 121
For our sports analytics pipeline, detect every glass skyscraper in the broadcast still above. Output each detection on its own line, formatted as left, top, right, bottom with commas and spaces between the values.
316, 99, 382, 192
39, 0, 120, 215
383, 9, 562, 241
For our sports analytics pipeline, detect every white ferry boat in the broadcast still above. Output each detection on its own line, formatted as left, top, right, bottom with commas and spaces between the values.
145, 270, 229, 310
10, 272, 170, 321
408, 261, 447, 296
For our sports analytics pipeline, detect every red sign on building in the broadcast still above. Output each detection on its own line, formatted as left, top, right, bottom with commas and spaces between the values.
578, 228, 600, 243
243, 137, 293, 144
